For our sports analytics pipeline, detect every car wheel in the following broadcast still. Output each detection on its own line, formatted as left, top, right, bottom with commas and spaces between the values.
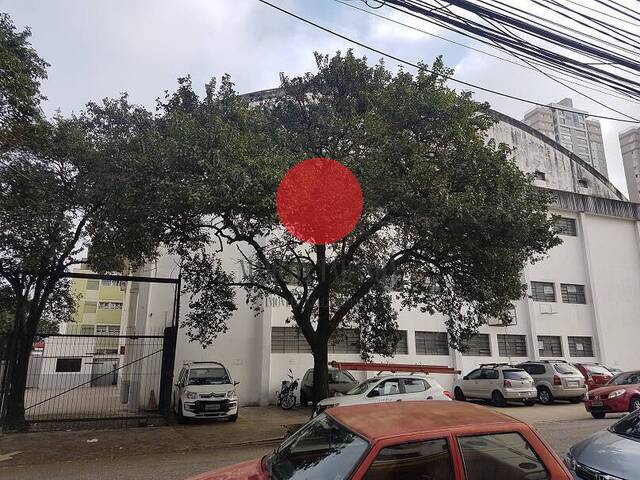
630, 396, 640, 412
537, 387, 554, 405
176, 401, 186, 424
524, 400, 535, 406
492, 390, 506, 407
591, 411, 606, 419
454, 387, 466, 401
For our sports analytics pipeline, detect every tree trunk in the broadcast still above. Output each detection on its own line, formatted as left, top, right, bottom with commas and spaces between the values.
4, 329, 32, 430
312, 244, 331, 408
311, 339, 329, 408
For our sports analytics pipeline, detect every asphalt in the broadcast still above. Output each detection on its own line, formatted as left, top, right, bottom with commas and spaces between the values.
0, 403, 625, 480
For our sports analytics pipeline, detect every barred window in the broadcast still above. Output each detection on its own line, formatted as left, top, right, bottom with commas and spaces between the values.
98, 301, 123, 310
497, 334, 528, 357
271, 327, 312, 353
86, 280, 100, 290
531, 281, 556, 302
462, 334, 491, 356
555, 217, 577, 236
394, 331, 409, 355
561, 284, 586, 304
415, 331, 449, 355
568, 336, 594, 357
538, 335, 562, 356
83, 301, 97, 314
329, 329, 360, 354
80, 324, 95, 335
101, 279, 124, 287
96, 325, 120, 335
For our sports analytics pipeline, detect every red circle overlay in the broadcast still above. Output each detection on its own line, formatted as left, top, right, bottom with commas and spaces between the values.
276, 158, 363, 245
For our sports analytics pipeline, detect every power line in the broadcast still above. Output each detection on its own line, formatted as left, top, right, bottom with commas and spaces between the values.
256, 0, 640, 122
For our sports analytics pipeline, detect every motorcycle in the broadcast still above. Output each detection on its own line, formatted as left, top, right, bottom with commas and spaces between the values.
277, 369, 299, 410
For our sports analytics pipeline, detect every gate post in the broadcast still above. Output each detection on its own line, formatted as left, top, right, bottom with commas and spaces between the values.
158, 326, 177, 417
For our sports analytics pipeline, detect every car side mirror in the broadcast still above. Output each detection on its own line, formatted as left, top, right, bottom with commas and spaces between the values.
368, 389, 380, 398
233, 381, 240, 387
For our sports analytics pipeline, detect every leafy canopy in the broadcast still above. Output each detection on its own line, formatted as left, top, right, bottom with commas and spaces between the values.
157, 51, 560, 355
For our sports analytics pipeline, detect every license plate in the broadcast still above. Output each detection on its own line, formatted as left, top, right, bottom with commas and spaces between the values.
518, 392, 527, 397
205, 404, 220, 411
568, 381, 579, 387
591, 401, 603, 407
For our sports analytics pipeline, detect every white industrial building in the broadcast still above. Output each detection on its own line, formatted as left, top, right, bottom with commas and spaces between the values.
132, 100, 640, 407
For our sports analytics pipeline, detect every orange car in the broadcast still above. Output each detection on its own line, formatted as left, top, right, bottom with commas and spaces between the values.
188, 401, 571, 480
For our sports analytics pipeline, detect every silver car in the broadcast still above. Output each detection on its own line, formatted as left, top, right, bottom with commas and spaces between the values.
566, 409, 640, 479
516, 360, 586, 405
453, 363, 537, 406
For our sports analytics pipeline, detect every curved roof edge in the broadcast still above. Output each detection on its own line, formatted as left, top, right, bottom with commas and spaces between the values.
241, 88, 626, 201
488, 110, 626, 201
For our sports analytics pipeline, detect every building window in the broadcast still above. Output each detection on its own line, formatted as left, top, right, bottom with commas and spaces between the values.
101, 280, 123, 287
271, 327, 312, 353
561, 284, 586, 304
497, 334, 528, 357
415, 331, 449, 355
80, 324, 95, 335
83, 301, 97, 314
578, 179, 589, 188
568, 336, 594, 357
555, 217, 577, 236
86, 280, 100, 290
394, 331, 409, 355
55, 358, 82, 373
538, 335, 562, 356
462, 334, 491, 356
329, 329, 360, 354
96, 325, 121, 335
97, 301, 123, 310
531, 281, 556, 302
534, 170, 546, 181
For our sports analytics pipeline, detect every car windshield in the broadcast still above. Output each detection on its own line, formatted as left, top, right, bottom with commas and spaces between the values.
265, 413, 369, 480
553, 363, 580, 375
346, 378, 379, 395
607, 372, 640, 386
585, 365, 611, 375
611, 410, 640, 440
187, 367, 230, 385
329, 370, 355, 383
503, 370, 531, 380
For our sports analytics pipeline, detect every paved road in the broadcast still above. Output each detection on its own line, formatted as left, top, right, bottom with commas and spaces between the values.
0, 403, 624, 480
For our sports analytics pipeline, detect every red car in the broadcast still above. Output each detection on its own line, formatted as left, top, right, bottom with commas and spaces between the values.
585, 370, 640, 419
188, 401, 572, 479
573, 363, 613, 390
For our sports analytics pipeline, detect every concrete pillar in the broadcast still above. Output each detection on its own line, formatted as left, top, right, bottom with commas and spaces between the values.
579, 212, 608, 364
258, 299, 272, 406
521, 269, 541, 361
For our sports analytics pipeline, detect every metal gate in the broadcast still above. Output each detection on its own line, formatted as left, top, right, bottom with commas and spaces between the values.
1, 328, 177, 431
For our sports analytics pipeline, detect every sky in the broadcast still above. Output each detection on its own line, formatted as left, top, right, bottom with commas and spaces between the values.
3, 0, 638, 195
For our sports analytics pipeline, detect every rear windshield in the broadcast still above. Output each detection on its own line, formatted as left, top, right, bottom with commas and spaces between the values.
554, 364, 580, 375
611, 410, 640, 440
585, 365, 611, 375
503, 370, 531, 380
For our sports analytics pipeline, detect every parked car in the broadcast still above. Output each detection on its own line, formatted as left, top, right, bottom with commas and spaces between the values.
299, 367, 357, 406
573, 362, 613, 390
453, 363, 537, 406
566, 409, 640, 479
173, 361, 239, 422
584, 370, 640, 419
187, 401, 573, 480
516, 360, 586, 405
314, 373, 451, 415
606, 366, 623, 375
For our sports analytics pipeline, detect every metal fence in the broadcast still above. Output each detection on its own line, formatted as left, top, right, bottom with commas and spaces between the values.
1, 330, 175, 431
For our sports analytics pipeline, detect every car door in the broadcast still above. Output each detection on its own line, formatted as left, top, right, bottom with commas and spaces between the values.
367, 378, 403, 403
401, 377, 432, 401
462, 369, 483, 398
354, 434, 460, 480
174, 367, 187, 407
455, 428, 570, 479
480, 369, 500, 399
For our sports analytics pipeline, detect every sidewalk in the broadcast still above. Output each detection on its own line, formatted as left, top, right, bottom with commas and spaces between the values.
0, 406, 310, 468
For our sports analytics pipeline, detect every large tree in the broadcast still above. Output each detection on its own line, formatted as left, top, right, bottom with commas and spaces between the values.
159, 51, 560, 405
0, 96, 171, 429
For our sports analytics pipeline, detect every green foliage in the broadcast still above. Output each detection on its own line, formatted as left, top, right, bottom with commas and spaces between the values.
0, 13, 49, 152
157, 50, 560, 358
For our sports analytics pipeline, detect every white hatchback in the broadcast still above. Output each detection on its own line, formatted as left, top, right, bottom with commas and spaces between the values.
173, 362, 239, 422
314, 373, 451, 415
